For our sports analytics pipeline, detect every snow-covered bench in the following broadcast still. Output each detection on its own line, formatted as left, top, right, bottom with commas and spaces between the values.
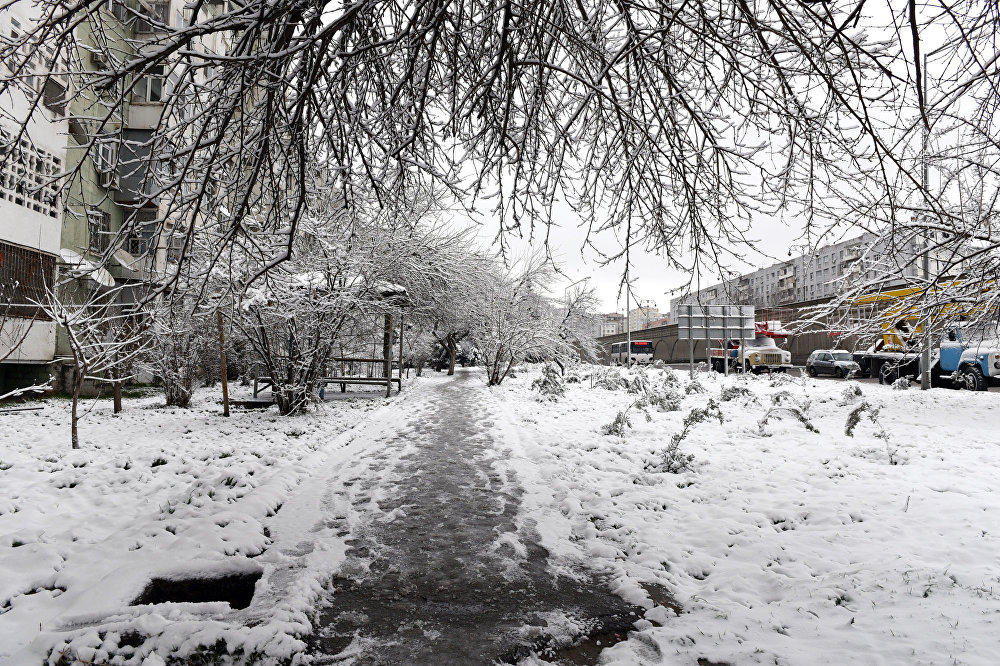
252, 357, 403, 399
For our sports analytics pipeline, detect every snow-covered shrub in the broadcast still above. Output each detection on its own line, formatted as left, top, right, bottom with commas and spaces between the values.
757, 406, 818, 435
601, 398, 653, 436
627, 369, 652, 394
669, 398, 724, 447
769, 372, 797, 387
892, 377, 911, 390
770, 390, 796, 406
531, 363, 566, 400
845, 401, 901, 464
593, 367, 627, 391
659, 366, 681, 386
564, 364, 590, 384
602, 410, 633, 437
647, 439, 696, 474
646, 382, 683, 412
720, 385, 755, 403
839, 382, 864, 405
685, 378, 706, 394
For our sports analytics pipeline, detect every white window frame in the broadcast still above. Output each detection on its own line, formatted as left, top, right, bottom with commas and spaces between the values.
133, 63, 166, 103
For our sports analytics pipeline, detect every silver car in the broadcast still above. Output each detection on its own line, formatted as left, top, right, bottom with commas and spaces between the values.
806, 349, 860, 378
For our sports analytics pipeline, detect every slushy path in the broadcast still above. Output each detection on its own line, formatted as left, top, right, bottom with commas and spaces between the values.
307, 371, 643, 664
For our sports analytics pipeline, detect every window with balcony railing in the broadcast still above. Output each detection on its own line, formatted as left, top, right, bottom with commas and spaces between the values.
126, 210, 158, 257
88, 210, 112, 255
0, 242, 55, 319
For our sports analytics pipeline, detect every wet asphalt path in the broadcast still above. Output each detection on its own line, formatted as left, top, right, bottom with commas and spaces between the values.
307, 372, 643, 664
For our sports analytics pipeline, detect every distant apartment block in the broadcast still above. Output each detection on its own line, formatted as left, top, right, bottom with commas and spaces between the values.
627, 305, 662, 331
598, 312, 625, 337
670, 231, 950, 314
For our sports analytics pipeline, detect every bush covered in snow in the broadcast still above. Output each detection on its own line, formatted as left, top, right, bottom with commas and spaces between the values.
592, 367, 627, 391
720, 385, 755, 403
757, 406, 818, 435
839, 382, 864, 405
531, 363, 566, 400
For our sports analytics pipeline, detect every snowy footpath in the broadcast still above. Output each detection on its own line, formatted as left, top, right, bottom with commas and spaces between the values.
1, 366, 999, 665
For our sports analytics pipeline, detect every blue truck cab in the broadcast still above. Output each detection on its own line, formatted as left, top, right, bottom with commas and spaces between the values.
936, 325, 1000, 391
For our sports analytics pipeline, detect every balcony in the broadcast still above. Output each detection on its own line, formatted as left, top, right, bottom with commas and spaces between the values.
42, 78, 67, 116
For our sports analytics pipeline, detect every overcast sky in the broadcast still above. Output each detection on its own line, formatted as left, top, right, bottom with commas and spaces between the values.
473, 200, 855, 315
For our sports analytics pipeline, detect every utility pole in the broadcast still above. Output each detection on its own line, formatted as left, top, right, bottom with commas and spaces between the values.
626, 267, 632, 368
921, 52, 932, 390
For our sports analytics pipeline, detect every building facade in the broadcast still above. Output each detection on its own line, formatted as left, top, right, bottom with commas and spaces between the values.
627, 304, 662, 331
0, 4, 69, 391
597, 312, 625, 337
670, 231, 950, 314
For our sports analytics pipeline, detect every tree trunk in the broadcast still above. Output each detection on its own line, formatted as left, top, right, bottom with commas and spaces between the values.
383, 313, 393, 397
71, 369, 82, 450
217, 311, 230, 417
447, 338, 457, 375
113, 378, 122, 414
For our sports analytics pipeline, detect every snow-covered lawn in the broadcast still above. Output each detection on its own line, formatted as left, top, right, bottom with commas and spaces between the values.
491, 366, 1000, 665
0, 387, 413, 665
2, 368, 998, 665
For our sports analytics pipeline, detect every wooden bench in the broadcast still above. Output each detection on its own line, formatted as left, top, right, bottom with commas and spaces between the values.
252, 357, 404, 399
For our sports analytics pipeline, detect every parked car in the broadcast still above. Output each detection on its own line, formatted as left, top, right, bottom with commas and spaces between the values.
806, 349, 861, 378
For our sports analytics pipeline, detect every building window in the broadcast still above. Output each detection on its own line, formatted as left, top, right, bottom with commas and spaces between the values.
135, 1, 170, 33
88, 209, 112, 255
126, 210, 158, 257
0, 128, 62, 218
134, 64, 166, 102
0, 242, 55, 319
167, 226, 187, 264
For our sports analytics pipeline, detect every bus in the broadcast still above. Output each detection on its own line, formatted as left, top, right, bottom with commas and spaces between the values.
609, 340, 654, 365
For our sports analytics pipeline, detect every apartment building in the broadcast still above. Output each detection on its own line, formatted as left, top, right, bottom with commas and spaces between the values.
0, 4, 69, 391
627, 304, 662, 331
670, 232, 949, 314
597, 313, 625, 337
2, 0, 228, 391
643, 315, 671, 329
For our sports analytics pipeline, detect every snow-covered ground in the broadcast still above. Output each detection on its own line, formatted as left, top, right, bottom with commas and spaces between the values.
2, 367, 998, 665
491, 366, 1000, 665
0, 385, 417, 665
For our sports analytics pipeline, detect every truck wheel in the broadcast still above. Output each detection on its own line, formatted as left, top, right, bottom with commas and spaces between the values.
958, 366, 988, 391
879, 365, 897, 385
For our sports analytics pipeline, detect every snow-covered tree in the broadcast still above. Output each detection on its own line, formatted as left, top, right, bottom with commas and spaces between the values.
43, 283, 151, 448
5, 0, 998, 296
470, 258, 563, 386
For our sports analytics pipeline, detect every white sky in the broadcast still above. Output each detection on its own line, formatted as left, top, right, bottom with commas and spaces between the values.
473, 200, 822, 315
